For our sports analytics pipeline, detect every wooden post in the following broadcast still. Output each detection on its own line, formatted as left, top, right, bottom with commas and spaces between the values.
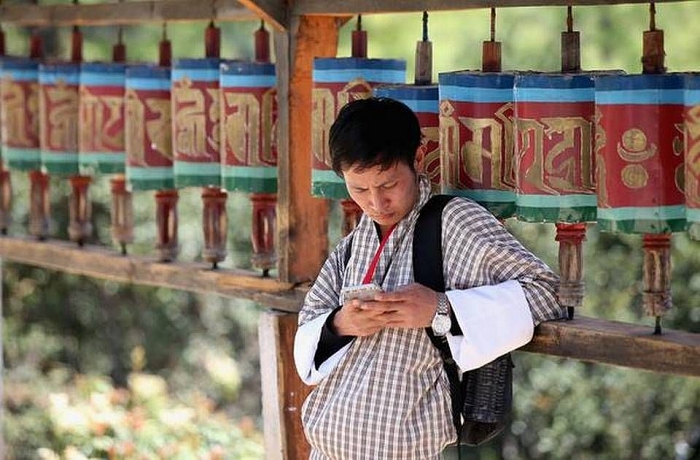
275, 16, 339, 283
260, 311, 312, 460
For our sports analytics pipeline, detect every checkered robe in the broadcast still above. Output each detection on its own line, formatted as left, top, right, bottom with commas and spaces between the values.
295, 176, 564, 459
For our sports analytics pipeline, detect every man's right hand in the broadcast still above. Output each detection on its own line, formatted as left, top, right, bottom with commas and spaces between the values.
332, 299, 397, 337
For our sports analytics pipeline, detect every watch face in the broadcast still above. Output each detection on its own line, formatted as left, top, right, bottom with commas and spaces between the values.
431, 314, 451, 336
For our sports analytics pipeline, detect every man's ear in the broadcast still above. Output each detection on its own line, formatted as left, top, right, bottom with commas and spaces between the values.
414, 144, 427, 172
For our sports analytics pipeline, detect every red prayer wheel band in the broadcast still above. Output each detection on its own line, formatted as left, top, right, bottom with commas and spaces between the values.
595, 74, 685, 234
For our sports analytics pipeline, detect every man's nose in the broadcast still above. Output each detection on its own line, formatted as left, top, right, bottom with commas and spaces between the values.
369, 189, 387, 211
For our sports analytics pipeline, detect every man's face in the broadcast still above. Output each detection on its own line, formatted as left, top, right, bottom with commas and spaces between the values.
343, 161, 419, 233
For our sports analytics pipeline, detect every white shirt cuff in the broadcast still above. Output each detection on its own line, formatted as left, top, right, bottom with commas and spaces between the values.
444, 279, 534, 372
294, 312, 353, 385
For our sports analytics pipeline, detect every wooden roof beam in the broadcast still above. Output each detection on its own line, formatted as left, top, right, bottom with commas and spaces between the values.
0, 0, 257, 27
292, 0, 693, 16
237, 0, 288, 31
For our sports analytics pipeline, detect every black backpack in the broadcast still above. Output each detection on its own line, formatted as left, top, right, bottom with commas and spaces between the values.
344, 195, 513, 448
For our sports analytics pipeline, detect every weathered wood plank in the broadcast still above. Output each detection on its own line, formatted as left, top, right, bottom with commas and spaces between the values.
293, 0, 694, 15
522, 316, 700, 377
237, 0, 288, 31
0, 0, 256, 27
276, 16, 339, 283
259, 311, 287, 460
0, 236, 305, 310
0, 236, 698, 377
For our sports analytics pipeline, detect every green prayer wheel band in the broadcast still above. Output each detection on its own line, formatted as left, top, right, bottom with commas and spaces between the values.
596, 205, 686, 234
174, 162, 221, 188
126, 166, 175, 191
42, 152, 80, 175
516, 193, 597, 223
81, 152, 126, 174
311, 169, 348, 200
3, 147, 41, 171
442, 187, 516, 219
222, 165, 277, 194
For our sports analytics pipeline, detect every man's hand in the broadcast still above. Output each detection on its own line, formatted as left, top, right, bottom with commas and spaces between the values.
370, 283, 439, 329
332, 297, 398, 337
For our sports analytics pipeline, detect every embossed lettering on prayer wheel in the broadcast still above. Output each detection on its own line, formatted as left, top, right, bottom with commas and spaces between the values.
311, 57, 406, 199
1, 57, 41, 171
438, 71, 516, 219
220, 60, 278, 194
514, 73, 597, 223
125, 65, 174, 191
595, 74, 686, 234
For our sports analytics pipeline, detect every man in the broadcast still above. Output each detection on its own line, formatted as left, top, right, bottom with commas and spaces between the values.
294, 97, 564, 459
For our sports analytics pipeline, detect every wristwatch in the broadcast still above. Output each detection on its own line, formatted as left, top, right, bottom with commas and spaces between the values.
431, 292, 452, 336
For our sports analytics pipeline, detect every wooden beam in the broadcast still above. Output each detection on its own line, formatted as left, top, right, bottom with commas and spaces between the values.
522, 316, 700, 378
0, 236, 305, 311
0, 236, 698, 376
0, 0, 257, 27
275, 16, 340, 283
237, 0, 288, 31
293, 0, 694, 15
259, 312, 312, 460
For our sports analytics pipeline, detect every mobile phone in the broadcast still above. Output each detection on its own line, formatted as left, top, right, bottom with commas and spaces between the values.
341, 283, 383, 303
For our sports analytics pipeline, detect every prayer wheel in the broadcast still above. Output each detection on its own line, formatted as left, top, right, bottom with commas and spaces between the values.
125, 65, 174, 191
1, 57, 41, 171
220, 59, 278, 273
79, 62, 126, 174
684, 74, 700, 239
595, 73, 685, 332
438, 72, 516, 218
595, 74, 685, 234
514, 74, 597, 223
172, 58, 221, 188
39, 62, 80, 176
311, 57, 406, 199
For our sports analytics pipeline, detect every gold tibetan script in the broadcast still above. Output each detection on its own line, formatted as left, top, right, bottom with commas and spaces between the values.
173, 78, 219, 158
517, 116, 593, 194
42, 81, 78, 151
224, 93, 260, 164
2, 79, 39, 147
80, 88, 124, 151
125, 90, 146, 164
312, 88, 335, 167
686, 104, 700, 206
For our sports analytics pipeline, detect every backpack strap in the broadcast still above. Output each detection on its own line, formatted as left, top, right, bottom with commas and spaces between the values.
412, 195, 464, 441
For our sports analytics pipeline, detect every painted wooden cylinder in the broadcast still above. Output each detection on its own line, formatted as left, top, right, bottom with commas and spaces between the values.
311, 57, 405, 198
374, 84, 440, 189
514, 73, 597, 223
595, 74, 685, 234
125, 65, 173, 191
684, 73, 700, 239
220, 60, 277, 194
438, 71, 516, 218
79, 62, 126, 174
171, 58, 220, 188
1, 57, 41, 171
39, 62, 80, 175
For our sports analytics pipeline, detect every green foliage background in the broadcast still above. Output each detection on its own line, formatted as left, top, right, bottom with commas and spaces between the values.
2, 1, 700, 459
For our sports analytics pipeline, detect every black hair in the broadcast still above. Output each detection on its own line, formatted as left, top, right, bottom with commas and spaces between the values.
329, 97, 422, 175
